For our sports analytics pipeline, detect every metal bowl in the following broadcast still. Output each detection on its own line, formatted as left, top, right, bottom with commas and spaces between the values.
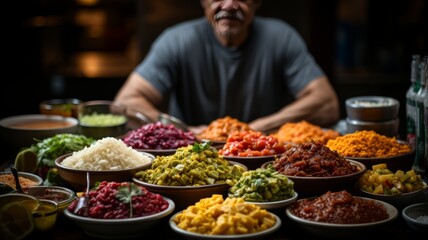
158, 113, 189, 131
346, 118, 399, 137
345, 96, 399, 122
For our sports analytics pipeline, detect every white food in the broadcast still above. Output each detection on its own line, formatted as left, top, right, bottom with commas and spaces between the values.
60, 137, 152, 170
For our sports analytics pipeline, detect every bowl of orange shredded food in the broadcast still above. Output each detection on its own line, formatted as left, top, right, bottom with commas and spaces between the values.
196, 116, 253, 146
269, 120, 340, 145
261, 142, 366, 197
325, 130, 415, 172
285, 190, 398, 238
169, 194, 281, 240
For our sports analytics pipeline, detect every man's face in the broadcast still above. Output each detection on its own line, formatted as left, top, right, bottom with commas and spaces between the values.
201, 0, 259, 46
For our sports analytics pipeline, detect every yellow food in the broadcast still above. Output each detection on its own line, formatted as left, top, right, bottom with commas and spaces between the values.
173, 194, 276, 235
358, 163, 426, 195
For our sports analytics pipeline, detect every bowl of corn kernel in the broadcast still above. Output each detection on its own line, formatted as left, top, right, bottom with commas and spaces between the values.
169, 194, 281, 240
132, 142, 247, 210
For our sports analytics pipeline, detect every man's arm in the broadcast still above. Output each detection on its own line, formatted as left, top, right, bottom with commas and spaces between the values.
114, 72, 163, 122
248, 76, 340, 132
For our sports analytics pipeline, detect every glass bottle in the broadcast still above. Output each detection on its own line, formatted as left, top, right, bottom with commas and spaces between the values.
406, 54, 420, 147
414, 56, 427, 175
424, 90, 428, 180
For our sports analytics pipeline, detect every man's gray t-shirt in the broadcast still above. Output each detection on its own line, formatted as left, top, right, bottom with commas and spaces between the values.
135, 17, 325, 125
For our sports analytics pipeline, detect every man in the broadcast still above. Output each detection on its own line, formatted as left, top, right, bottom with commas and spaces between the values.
114, 0, 340, 134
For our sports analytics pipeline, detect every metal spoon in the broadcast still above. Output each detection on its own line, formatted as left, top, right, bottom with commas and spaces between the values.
10, 164, 23, 193
74, 172, 90, 216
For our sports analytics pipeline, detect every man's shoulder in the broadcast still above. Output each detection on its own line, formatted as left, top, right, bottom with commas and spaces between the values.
253, 17, 294, 31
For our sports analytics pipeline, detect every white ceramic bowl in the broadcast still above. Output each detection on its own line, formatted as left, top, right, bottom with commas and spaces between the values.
244, 191, 298, 210
64, 196, 175, 239
285, 197, 398, 238
0, 114, 78, 149
169, 211, 281, 240
402, 202, 428, 232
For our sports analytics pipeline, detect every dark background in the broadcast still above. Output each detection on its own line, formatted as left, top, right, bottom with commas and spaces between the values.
2, 0, 427, 140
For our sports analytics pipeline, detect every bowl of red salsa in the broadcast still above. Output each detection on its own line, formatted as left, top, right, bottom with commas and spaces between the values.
285, 190, 398, 238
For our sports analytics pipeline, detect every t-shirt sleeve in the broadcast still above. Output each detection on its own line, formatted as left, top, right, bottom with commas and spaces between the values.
133, 30, 179, 96
280, 24, 325, 96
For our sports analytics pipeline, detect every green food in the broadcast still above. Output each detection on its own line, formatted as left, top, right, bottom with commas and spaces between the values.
30, 133, 95, 168
134, 142, 246, 186
23, 133, 96, 186
228, 167, 295, 202
14, 148, 38, 173
116, 183, 143, 218
79, 113, 127, 127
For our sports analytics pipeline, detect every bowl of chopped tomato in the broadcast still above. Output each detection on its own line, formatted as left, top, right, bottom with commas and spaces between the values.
219, 130, 287, 170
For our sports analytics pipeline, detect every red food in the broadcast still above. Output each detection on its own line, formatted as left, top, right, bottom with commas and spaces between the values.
289, 190, 389, 224
67, 181, 169, 219
272, 142, 358, 177
219, 131, 286, 157
122, 122, 196, 149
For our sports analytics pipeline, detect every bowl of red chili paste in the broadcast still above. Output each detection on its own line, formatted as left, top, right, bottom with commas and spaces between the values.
262, 142, 366, 197
285, 190, 398, 238
64, 181, 175, 239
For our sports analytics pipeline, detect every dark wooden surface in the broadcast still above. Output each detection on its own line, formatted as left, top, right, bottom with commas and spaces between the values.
27, 205, 423, 240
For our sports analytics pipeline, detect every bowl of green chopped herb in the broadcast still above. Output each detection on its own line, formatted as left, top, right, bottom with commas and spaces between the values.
14, 133, 96, 184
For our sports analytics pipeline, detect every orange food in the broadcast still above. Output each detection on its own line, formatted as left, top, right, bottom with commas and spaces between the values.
197, 116, 253, 142
325, 130, 412, 158
0, 174, 39, 189
270, 120, 340, 145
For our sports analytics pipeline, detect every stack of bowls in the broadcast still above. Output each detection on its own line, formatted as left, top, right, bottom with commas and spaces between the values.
345, 96, 400, 137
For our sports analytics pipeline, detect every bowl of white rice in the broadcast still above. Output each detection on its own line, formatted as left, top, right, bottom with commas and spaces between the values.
54, 137, 154, 191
